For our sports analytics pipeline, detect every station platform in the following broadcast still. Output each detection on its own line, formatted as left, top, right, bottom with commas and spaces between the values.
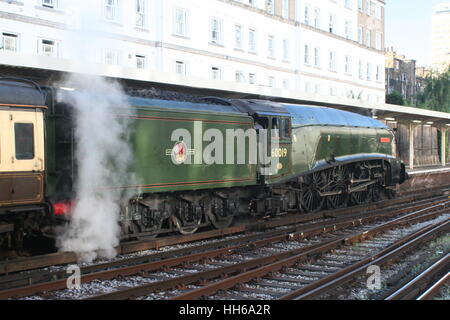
407, 165, 450, 176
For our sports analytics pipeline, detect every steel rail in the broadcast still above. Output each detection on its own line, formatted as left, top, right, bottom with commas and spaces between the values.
0, 195, 446, 291
43, 204, 450, 299
417, 272, 450, 300
1, 199, 448, 299
166, 208, 450, 300
279, 219, 450, 300
385, 253, 450, 300
85, 206, 450, 300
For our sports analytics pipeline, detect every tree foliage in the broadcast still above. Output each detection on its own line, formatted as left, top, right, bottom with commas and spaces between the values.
416, 66, 450, 112
386, 90, 405, 106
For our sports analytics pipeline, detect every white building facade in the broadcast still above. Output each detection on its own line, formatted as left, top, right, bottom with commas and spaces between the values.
0, 0, 386, 104
432, 2, 450, 72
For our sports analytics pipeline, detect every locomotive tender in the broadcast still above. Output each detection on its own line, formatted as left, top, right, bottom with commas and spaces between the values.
0, 78, 408, 247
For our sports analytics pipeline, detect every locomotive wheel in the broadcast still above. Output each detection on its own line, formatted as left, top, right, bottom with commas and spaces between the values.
327, 186, 348, 209
350, 190, 370, 205
327, 166, 349, 209
369, 184, 386, 203
386, 189, 397, 199
299, 172, 326, 213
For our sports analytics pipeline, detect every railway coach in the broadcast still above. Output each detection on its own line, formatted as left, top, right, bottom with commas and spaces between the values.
0, 78, 408, 248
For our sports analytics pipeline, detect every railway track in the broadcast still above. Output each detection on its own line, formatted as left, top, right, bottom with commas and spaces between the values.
0, 195, 448, 300
0, 185, 448, 279
384, 254, 449, 300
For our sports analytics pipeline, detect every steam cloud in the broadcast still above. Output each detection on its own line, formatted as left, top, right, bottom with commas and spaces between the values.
57, 1, 135, 262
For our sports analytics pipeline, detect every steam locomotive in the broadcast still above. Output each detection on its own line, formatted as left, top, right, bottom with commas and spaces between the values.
0, 78, 408, 248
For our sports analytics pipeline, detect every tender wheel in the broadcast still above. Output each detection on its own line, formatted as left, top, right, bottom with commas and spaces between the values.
174, 201, 204, 235
209, 198, 234, 229
125, 202, 164, 240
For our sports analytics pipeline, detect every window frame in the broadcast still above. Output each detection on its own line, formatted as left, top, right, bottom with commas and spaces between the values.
14, 123, 35, 161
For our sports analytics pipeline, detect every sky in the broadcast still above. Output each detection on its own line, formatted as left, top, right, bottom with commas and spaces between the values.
386, 0, 447, 67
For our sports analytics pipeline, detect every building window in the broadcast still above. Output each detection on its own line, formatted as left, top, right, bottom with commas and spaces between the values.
104, 50, 119, 65
174, 7, 188, 36
359, 60, 363, 79
365, 29, 371, 47
39, 39, 57, 57
249, 73, 256, 84
304, 44, 310, 65
266, 0, 274, 15
314, 8, 320, 28
235, 25, 243, 49
329, 14, 336, 34
175, 60, 186, 75
367, 63, 371, 81
211, 66, 222, 80
329, 51, 336, 72
248, 29, 257, 53
282, 0, 289, 19
314, 47, 320, 67
304, 82, 311, 93
42, 0, 56, 8
358, 0, 363, 12
345, 55, 352, 74
365, 0, 371, 15
105, 0, 118, 22
345, 0, 352, 10
375, 4, 382, 20
235, 71, 245, 83
267, 35, 275, 58
345, 20, 352, 40
135, 0, 146, 28
268, 76, 275, 88
210, 18, 223, 44
358, 26, 363, 44
282, 39, 289, 61
136, 54, 146, 69
304, 5, 310, 25
1, 33, 18, 52
376, 32, 383, 50
376, 65, 381, 81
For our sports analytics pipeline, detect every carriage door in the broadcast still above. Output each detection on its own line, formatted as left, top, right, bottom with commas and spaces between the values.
0, 111, 13, 205
10, 110, 45, 205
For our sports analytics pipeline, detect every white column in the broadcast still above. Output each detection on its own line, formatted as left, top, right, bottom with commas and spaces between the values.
409, 122, 418, 170
441, 127, 447, 166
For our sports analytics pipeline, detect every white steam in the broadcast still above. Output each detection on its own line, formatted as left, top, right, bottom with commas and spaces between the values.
57, 1, 135, 262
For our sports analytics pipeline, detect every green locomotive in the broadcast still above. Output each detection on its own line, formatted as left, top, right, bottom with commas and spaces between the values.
0, 79, 408, 246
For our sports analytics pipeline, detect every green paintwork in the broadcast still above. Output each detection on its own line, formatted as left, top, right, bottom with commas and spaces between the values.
128, 106, 258, 194
44, 93, 396, 200
289, 124, 395, 175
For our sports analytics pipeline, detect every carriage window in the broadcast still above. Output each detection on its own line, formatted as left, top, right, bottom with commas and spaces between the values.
281, 119, 291, 139
15, 123, 35, 160
272, 118, 279, 137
